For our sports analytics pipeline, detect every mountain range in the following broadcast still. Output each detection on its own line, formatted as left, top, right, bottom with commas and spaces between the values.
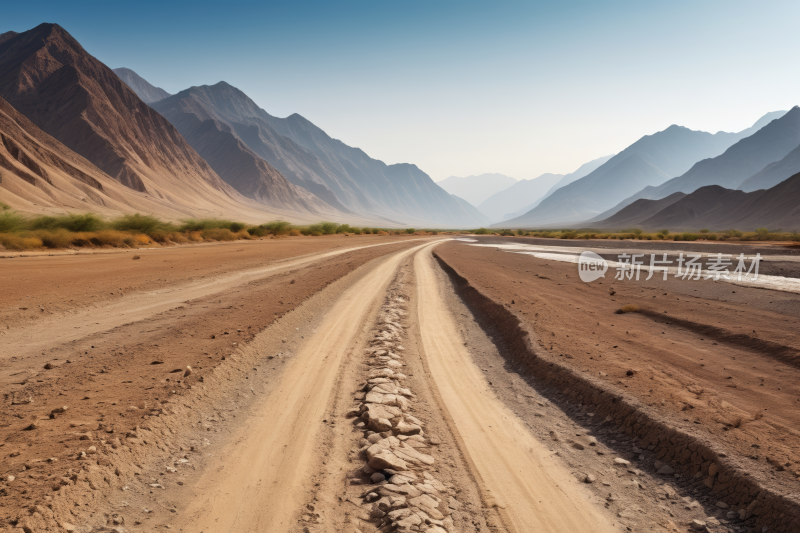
601, 107, 800, 216
149, 82, 488, 227
436, 173, 518, 207
594, 173, 800, 231
499, 155, 614, 222
0, 23, 489, 227
1, 22, 798, 232
499, 111, 786, 228
475, 173, 562, 222
0, 23, 302, 221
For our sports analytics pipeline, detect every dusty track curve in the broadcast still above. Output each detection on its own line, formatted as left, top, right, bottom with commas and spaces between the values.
414, 245, 618, 533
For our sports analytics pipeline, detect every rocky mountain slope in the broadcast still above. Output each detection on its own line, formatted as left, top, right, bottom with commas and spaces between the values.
0, 96, 199, 218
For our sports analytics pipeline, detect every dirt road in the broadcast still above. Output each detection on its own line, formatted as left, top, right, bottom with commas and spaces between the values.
3, 236, 664, 533
176, 241, 440, 531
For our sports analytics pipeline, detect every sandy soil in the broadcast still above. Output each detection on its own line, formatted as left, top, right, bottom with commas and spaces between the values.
434, 237, 800, 532
0, 235, 430, 529
5, 234, 797, 533
414, 248, 619, 532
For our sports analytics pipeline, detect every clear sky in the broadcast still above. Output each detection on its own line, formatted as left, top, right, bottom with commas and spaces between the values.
3, 0, 799, 182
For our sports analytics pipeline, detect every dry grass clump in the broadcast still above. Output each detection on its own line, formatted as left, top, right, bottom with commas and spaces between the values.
0, 233, 43, 250
615, 304, 641, 314
201, 228, 249, 241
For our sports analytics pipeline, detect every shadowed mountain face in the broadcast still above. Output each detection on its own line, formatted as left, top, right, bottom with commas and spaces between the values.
113, 67, 171, 103
436, 173, 517, 207
476, 173, 562, 222
624, 107, 800, 202
0, 23, 262, 215
500, 112, 786, 228
0, 32, 18, 45
152, 81, 489, 226
738, 139, 800, 192
637, 174, 800, 231
592, 192, 687, 229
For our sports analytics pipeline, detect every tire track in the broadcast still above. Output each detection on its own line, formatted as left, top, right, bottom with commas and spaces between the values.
414, 243, 618, 533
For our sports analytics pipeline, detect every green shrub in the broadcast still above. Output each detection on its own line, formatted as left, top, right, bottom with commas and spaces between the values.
31, 213, 106, 232
250, 220, 293, 237
0, 201, 10, 210
405, 228, 415, 234
112, 213, 175, 234
659, 229, 669, 235
700, 228, 709, 233
0, 210, 26, 232
179, 219, 245, 232
319, 222, 338, 235
474, 228, 489, 235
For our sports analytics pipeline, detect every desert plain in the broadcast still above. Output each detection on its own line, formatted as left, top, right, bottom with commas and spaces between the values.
1, 235, 799, 533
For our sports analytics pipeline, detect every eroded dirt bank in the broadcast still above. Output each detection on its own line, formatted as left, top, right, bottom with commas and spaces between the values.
433, 239, 800, 533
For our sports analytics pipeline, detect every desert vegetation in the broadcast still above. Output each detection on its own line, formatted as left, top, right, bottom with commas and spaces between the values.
462, 226, 800, 242
0, 211, 455, 251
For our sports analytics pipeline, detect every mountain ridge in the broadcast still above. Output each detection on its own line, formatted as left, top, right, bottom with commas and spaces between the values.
498, 112, 787, 228
151, 80, 488, 226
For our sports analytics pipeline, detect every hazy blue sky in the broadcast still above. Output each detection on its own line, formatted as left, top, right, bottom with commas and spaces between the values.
4, 0, 799, 181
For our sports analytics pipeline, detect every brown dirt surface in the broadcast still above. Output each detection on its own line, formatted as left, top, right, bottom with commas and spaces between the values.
434, 237, 800, 531
0, 234, 427, 529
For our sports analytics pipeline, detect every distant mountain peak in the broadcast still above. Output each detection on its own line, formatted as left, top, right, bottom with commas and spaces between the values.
113, 67, 171, 104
